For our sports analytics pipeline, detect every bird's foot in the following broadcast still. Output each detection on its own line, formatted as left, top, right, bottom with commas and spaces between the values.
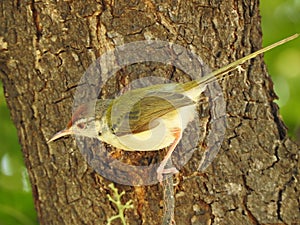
157, 165, 179, 184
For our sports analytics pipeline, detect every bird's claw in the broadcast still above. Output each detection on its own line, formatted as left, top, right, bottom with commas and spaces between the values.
157, 166, 179, 184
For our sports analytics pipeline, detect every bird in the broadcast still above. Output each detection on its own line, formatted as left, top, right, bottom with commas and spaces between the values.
48, 34, 299, 183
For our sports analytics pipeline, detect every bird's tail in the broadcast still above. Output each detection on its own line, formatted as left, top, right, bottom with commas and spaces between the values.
196, 33, 299, 86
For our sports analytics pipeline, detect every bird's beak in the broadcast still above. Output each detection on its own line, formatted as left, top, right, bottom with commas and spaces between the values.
47, 128, 73, 143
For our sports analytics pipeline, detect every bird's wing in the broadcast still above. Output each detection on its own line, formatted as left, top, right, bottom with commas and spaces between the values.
107, 91, 195, 136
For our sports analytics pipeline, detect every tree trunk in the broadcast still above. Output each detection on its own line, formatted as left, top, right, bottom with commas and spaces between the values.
0, 0, 299, 224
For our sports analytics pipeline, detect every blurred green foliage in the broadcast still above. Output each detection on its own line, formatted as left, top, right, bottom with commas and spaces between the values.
261, 0, 300, 141
0, 1, 299, 224
0, 84, 38, 225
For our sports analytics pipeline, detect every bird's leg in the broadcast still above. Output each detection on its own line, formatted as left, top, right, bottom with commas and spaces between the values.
157, 127, 181, 183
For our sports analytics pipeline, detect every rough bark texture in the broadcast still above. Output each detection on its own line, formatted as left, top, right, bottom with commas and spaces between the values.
0, 0, 299, 225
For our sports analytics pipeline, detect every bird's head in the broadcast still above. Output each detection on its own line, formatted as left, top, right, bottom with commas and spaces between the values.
47, 102, 102, 143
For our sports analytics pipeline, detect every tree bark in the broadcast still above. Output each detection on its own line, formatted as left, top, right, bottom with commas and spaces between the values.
0, 0, 299, 225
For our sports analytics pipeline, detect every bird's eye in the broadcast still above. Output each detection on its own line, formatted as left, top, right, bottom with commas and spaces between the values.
98, 131, 102, 136
77, 123, 85, 129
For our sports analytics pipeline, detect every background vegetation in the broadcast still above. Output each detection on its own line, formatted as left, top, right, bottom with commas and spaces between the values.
0, 1, 299, 224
